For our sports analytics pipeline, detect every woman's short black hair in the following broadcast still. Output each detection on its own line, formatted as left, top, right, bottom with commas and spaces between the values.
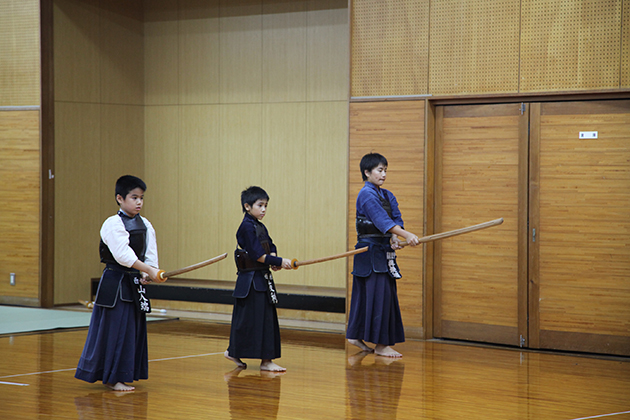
360, 153, 388, 181
241, 186, 269, 213
115, 175, 146, 202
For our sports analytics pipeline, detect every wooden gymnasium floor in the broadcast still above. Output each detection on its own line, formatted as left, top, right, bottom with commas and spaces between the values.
1, 318, 629, 420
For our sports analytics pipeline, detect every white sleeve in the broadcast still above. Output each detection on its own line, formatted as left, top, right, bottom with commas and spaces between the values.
100, 215, 140, 268
142, 216, 159, 268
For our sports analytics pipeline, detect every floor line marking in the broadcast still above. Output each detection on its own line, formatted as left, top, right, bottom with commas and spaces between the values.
0, 381, 30, 386
570, 411, 630, 420
0, 352, 224, 379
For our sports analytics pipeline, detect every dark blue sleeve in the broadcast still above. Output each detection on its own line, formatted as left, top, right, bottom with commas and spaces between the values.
384, 189, 404, 229
356, 187, 397, 234
236, 219, 267, 260
262, 223, 278, 255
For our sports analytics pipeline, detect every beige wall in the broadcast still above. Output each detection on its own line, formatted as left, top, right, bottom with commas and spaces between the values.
52, 0, 349, 310
143, 0, 350, 291
53, 0, 145, 304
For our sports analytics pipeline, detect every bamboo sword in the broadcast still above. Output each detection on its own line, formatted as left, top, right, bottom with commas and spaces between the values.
398, 218, 504, 247
291, 247, 368, 269
156, 252, 228, 282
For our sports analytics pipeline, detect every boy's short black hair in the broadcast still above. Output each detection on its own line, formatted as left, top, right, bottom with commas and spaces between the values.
241, 186, 269, 213
360, 153, 388, 181
115, 175, 146, 202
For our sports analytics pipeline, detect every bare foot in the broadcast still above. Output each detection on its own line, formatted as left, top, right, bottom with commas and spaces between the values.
260, 360, 286, 372
374, 345, 402, 358
260, 370, 286, 379
224, 350, 247, 368
107, 382, 134, 392
348, 339, 374, 353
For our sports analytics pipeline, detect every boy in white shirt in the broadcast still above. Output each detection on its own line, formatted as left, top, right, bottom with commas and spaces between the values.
75, 175, 161, 391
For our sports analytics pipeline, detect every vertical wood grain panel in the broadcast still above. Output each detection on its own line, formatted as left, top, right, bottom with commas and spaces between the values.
53, 0, 100, 103
436, 104, 523, 346
100, 105, 145, 220
429, 0, 520, 95
179, 0, 220, 105
0, 111, 40, 300
306, 0, 349, 101
260, 102, 307, 286
351, 0, 429, 97
521, 0, 621, 92
220, 0, 263, 104
178, 105, 222, 278
528, 102, 541, 348
144, 106, 179, 273
622, 0, 630, 88
145, 0, 179, 105
535, 100, 630, 355
424, 100, 435, 338
54, 103, 101, 303
303, 101, 349, 289
100, 0, 144, 105
348, 100, 425, 337
262, 1, 307, 103
0, 0, 40, 106
216, 104, 263, 280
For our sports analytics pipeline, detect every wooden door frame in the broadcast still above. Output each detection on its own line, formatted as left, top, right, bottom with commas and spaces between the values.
425, 92, 630, 346
429, 102, 530, 345
40, 0, 55, 307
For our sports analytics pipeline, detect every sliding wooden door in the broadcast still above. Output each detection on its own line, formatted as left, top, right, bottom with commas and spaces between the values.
529, 100, 630, 356
434, 104, 529, 347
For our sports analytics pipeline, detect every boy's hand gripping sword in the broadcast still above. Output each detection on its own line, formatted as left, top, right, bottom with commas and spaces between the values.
156, 252, 228, 282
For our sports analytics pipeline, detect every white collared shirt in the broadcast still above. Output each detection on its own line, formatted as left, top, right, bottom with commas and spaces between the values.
100, 214, 158, 268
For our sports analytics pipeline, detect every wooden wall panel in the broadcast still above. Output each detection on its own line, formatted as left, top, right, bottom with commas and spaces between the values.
348, 101, 425, 337
260, 103, 307, 286
303, 101, 348, 288
306, 0, 349, 101
623, 0, 630, 88
53, 0, 100, 103
0, 111, 40, 301
216, 104, 263, 280
521, 0, 621, 92
99, 104, 146, 222
54, 103, 101, 303
53, 0, 146, 304
262, 1, 307, 103
179, 0, 220, 105
144, 106, 179, 274
0, 0, 40, 106
177, 105, 221, 279
145, 0, 179, 105
219, 0, 263, 104
100, 0, 144, 105
436, 104, 522, 346
351, 0, 429, 97
429, 0, 520, 95
535, 100, 630, 354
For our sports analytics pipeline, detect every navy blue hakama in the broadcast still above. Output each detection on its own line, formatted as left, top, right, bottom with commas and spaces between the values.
75, 300, 148, 385
227, 283, 281, 360
346, 271, 405, 346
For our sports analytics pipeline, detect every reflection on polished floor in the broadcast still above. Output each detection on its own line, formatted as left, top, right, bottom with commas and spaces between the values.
1, 319, 629, 420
